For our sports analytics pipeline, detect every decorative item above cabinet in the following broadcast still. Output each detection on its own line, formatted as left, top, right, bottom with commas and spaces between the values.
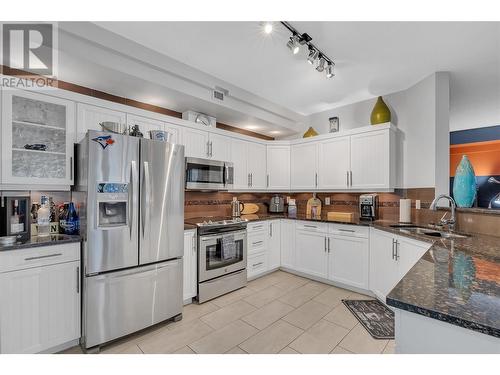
370, 96, 392, 125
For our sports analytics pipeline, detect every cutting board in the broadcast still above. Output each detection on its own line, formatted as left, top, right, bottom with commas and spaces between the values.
327, 211, 354, 222
241, 203, 259, 215
306, 196, 322, 219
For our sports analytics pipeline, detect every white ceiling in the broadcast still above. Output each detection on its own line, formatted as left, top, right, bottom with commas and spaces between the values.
96, 21, 500, 117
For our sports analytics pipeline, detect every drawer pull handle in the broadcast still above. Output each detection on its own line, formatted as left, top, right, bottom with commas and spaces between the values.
252, 241, 264, 246
252, 262, 264, 267
338, 229, 355, 233
251, 225, 263, 229
303, 225, 317, 228
24, 253, 62, 261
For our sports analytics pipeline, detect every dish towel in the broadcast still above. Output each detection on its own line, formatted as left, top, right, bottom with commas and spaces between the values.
221, 234, 236, 260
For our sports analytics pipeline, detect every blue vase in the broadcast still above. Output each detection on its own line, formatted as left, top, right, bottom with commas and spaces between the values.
453, 155, 477, 208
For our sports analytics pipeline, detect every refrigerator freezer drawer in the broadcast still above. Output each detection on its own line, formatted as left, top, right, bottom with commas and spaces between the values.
83, 259, 182, 348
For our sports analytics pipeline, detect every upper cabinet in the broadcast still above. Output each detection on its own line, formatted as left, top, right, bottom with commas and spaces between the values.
1, 89, 76, 188
229, 138, 267, 190
76, 103, 126, 143
266, 145, 290, 190
291, 142, 318, 190
291, 126, 396, 192
183, 127, 231, 162
349, 129, 395, 189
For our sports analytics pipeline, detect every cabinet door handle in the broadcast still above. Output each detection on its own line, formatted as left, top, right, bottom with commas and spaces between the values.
192, 237, 196, 253
251, 173, 253, 187
391, 239, 396, 260
315, 173, 318, 188
324, 237, 327, 252
210, 141, 213, 157
25, 253, 62, 261
252, 262, 264, 267
269, 223, 273, 237
267, 174, 270, 188
207, 141, 210, 157
395, 240, 400, 260
248, 173, 251, 187
303, 224, 317, 229
328, 237, 331, 253
349, 171, 353, 186
76, 266, 80, 294
70, 156, 73, 180
346, 171, 349, 187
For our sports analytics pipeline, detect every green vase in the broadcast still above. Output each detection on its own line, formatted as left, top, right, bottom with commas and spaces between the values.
370, 96, 391, 125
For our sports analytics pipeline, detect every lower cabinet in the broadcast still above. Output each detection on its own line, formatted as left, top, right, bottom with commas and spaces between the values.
280, 219, 296, 270
369, 228, 431, 301
267, 220, 281, 270
183, 230, 197, 303
327, 226, 369, 290
295, 227, 328, 279
247, 252, 268, 279
0, 243, 80, 354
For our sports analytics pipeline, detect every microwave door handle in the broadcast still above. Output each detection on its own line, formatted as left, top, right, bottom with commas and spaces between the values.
129, 160, 137, 239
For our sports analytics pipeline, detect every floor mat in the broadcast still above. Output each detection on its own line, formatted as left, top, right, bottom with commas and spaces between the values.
342, 299, 394, 339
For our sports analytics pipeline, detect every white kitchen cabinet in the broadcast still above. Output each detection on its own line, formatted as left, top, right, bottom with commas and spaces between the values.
291, 142, 318, 190
183, 230, 197, 303
268, 220, 281, 270
280, 220, 296, 270
266, 145, 290, 190
209, 133, 231, 161
247, 253, 268, 279
126, 114, 181, 144
318, 137, 351, 190
327, 224, 369, 290
369, 228, 430, 302
230, 138, 250, 189
0, 243, 80, 354
247, 142, 267, 190
76, 103, 126, 142
295, 225, 328, 279
350, 129, 394, 189
183, 127, 210, 159
1, 88, 76, 188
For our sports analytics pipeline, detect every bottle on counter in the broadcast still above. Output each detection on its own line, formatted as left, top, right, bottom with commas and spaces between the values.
288, 198, 297, 219
49, 196, 56, 222
10, 199, 24, 234
37, 195, 50, 237
64, 202, 79, 235
59, 202, 69, 234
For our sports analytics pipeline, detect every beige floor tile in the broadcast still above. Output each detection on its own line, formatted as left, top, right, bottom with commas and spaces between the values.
241, 300, 295, 330
279, 346, 301, 354
226, 346, 248, 354
173, 346, 195, 354
289, 319, 349, 354
243, 285, 287, 308
347, 291, 373, 300
138, 319, 213, 354
279, 281, 328, 308
274, 275, 310, 292
246, 275, 276, 292
240, 320, 303, 354
323, 303, 359, 330
101, 343, 143, 354
338, 324, 388, 354
382, 340, 396, 354
200, 300, 256, 330
58, 345, 84, 354
312, 286, 352, 308
211, 286, 255, 308
168, 301, 220, 330
282, 300, 331, 330
189, 320, 258, 354
330, 346, 354, 354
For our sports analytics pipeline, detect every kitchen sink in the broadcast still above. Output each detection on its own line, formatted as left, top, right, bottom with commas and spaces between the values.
389, 224, 420, 228
422, 231, 469, 239
393, 225, 470, 239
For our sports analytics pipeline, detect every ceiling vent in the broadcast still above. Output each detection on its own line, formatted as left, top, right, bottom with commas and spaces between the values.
213, 86, 229, 101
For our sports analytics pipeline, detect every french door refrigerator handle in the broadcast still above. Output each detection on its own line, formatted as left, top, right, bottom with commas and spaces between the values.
129, 160, 137, 239
142, 161, 151, 237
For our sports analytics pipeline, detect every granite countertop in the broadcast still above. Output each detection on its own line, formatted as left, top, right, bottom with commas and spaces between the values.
0, 234, 82, 252
184, 213, 500, 338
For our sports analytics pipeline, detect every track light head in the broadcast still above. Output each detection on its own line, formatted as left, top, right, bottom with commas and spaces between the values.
307, 47, 319, 65
316, 56, 326, 72
287, 35, 301, 55
325, 62, 335, 78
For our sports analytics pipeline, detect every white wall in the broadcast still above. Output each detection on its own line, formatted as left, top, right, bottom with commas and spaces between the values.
305, 73, 450, 191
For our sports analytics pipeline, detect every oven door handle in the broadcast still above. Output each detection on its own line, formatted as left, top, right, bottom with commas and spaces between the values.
201, 269, 246, 284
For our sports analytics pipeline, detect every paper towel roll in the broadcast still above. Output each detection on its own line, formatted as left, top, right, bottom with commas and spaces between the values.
399, 199, 412, 223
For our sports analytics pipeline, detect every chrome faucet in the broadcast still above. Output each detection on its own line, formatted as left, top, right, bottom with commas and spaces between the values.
429, 194, 457, 230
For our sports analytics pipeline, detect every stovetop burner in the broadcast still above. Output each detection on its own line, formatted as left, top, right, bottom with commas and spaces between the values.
185, 216, 248, 227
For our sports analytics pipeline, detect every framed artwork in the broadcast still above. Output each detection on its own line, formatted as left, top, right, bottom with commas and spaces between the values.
329, 116, 339, 132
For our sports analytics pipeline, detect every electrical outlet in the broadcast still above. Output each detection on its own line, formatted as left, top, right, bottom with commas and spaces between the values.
325, 197, 331, 205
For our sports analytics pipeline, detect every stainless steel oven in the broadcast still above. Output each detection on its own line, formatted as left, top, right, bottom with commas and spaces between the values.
185, 157, 233, 191
187, 217, 247, 303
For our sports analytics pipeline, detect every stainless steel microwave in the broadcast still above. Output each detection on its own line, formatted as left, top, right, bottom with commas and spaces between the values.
185, 157, 234, 191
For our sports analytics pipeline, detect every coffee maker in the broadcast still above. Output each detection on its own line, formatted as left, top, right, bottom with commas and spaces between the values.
0, 195, 31, 241
269, 195, 285, 213
359, 194, 379, 221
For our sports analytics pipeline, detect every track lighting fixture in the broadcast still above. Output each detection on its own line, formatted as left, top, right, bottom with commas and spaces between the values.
316, 56, 326, 72
286, 35, 301, 55
307, 47, 319, 65
325, 62, 335, 78
278, 21, 336, 80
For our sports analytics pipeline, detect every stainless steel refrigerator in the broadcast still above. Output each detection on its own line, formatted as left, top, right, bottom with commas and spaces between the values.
74, 131, 185, 350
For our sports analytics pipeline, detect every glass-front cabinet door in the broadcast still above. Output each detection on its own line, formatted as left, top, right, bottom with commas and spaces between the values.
1, 88, 75, 187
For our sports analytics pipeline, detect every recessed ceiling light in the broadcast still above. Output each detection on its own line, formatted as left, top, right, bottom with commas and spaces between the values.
245, 125, 260, 130
263, 22, 273, 34
270, 130, 281, 135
